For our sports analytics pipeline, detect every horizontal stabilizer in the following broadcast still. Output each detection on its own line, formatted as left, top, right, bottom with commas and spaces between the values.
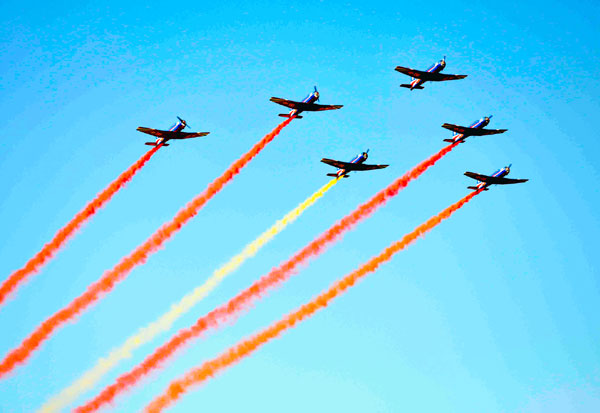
278, 114, 302, 119
327, 173, 339, 177
400, 84, 424, 89
443, 139, 456, 143
145, 142, 169, 146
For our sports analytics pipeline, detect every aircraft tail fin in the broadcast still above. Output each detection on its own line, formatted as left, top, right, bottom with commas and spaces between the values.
278, 114, 302, 119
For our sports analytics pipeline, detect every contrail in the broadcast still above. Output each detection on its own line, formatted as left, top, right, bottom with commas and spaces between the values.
0, 118, 294, 378
74, 142, 459, 412
144, 189, 482, 412
0, 145, 162, 307
39, 178, 338, 413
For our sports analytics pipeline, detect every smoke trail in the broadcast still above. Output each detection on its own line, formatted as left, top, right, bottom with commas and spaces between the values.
144, 190, 482, 413
0, 145, 162, 307
0, 118, 293, 378
40, 178, 338, 413
74, 142, 458, 412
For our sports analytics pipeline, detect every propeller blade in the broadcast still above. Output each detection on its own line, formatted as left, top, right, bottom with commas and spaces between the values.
177, 116, 189, 129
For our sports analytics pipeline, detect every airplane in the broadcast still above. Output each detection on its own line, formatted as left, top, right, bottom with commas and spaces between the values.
464, 165, 528, 191
137, 117, 210, 146
442, 115, 507, 143
321, 150, 389, 178
395, 57, 467, 90
270, 86, 343, 119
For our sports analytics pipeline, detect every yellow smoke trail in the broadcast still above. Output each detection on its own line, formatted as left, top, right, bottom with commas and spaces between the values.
39, 178, 338, 413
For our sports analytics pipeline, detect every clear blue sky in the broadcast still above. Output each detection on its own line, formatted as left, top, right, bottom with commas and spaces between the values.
1, 0, 599, 411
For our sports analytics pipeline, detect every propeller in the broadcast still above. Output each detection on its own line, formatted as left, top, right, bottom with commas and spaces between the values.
177, 116, 189, 129
506, 163, 512, 172
314, 86, 319, 101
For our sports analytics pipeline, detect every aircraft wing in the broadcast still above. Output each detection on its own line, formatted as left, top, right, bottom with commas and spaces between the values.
270, 98, 343, 112
137, 128, 209, 140
321, 158, 389, 171
168, 132, 210, 140
395, 66, 429, 79
270, 97, 301, 109
442, 124, 507, 136
427, 73, 467, 81
464, 172, 528, 185
303, 103, 343, 112
467, 128, 508, 136
395, 66, 467, 81
137, 127, 167, 138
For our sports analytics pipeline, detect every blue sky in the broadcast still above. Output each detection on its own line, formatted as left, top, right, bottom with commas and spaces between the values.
1, 0, 599, 411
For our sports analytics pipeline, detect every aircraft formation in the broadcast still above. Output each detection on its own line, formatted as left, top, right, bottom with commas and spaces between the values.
1, 56, 529, 412
139, 58, 527, 189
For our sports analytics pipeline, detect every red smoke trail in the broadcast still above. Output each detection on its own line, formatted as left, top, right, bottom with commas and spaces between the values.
76, 142, 459, 412
0, 118, 293, 378
144, 190, 482, 412
0, 145, 162, 307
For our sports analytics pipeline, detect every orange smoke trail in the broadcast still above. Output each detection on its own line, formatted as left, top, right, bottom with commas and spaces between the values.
0, 145, 162, 307
145, 190, 482, 413
76, 142, 458, 412
0, 118, 293, 378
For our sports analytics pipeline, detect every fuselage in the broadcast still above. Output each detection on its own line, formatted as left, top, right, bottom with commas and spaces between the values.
409, 59, 445, 90
155, 119, 186, 145
335, 151, 368, 178
287, 90, 319, 117
451, 117, 491, 143
475, 166, 510, 190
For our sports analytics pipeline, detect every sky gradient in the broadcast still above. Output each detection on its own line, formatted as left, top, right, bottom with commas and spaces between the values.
1, 1, 599, 411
